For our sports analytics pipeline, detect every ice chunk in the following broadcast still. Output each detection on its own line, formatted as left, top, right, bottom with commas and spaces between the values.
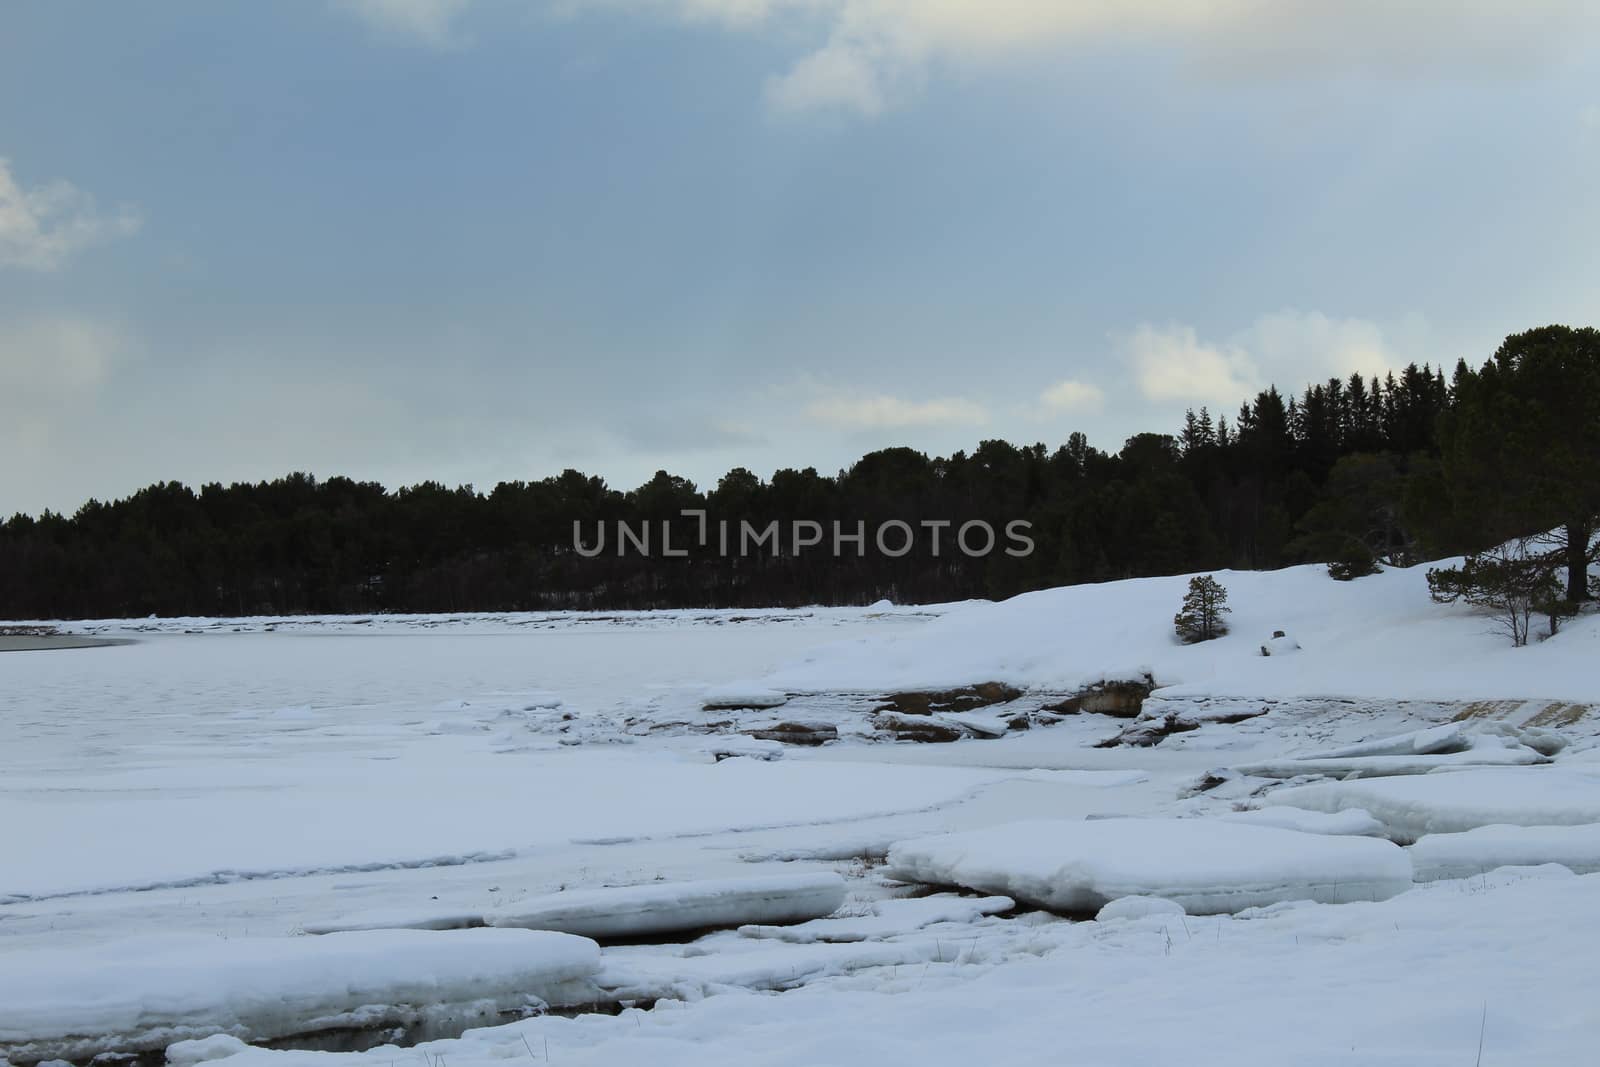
0, 929, 600, 1064
486, 872, 847, 939
1295, 722, 1470, 760
1477, 720, 1569, 757
1267, 767, 1600, 842
1410, 823, 1600, 881
702, 684, 789, 710
699, 735, 786, 762
739, 894, 1014, 943
1095, 895, 1186, 921
884, 818, 1412, 915
1217, 807, 1387, 837
164, 1035, 251, 1067
1231, 734, 1547, 780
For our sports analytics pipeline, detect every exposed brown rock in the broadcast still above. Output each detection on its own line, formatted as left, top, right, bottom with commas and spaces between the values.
745, 721, 839, 746
873, 711, 966, 743
1043, 677, 1154, 719
876, 682, 1023, 716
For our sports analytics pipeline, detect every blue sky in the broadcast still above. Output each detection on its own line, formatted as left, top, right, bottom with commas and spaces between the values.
3, 1, 1599, 514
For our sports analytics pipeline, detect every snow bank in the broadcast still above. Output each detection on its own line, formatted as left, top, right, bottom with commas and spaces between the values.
1410, 824, 1600, 881
759, 560, 1600, 705
884, 818, 1412, 915
0, 929, 600, 1063
487, 873, 847, 939
1267, 767, 1600, 842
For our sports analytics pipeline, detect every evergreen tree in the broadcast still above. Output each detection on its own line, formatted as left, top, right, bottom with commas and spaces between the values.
3, 323, 1595, 619
1427, 325, 1600, 602
1426, 537, 1561, 647
1174, 574, 1231, 643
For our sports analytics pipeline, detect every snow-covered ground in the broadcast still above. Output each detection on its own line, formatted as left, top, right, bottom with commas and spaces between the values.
4, 562, 1600, 1064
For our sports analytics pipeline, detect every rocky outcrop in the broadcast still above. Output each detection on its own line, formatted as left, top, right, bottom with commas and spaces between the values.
1096, 706, 1266, 748
744, 721, 839, 746
875, 682, 1023, 716
873, 711, 966, 743
1095, 713, 1201, 748
1043, 676, 1155, 719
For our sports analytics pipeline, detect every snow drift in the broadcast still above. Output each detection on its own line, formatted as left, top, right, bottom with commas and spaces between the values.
885, 818, 1413, 915
1267, 767, 1600, 842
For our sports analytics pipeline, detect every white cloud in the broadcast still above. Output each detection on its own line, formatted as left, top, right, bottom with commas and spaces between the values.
336, 0, 471, 46
1124, 323, 1258, 405
0, 159, 141, 271
1040, 378, 1105, 414
805, 391, 987, 428
564, 1, 1600, 116
1122, 310, 1416, 407
1240, 310, 1398, 381
766, 36, 893, 116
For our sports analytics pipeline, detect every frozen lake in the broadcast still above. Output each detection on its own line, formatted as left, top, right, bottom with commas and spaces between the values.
4, 596, 1600, 1066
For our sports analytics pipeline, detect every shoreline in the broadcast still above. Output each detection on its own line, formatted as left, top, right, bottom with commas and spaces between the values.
0, 634, 136, 652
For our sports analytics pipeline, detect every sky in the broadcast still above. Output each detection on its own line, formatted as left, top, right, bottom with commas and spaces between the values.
3, 1, 1599, 515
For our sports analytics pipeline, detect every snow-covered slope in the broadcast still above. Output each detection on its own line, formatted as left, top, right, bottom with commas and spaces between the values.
762, 561, 1600, 703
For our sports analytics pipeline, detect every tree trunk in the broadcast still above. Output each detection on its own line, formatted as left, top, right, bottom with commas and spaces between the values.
1567, 518, 1593, 602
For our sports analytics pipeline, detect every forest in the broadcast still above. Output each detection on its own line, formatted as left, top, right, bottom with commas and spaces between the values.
2, 326, 1595, 619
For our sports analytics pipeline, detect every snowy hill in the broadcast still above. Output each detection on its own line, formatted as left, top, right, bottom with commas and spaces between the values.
764, 560, 1600, 704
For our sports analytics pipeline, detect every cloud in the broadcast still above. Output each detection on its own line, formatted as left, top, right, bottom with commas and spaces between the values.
1124, 323, 1258, 406
565, 1, 1600, 116
0, 316, 129, 455
805, 391, 988, 429
1240, 310, 1399, 381
335, 0, 471, 46
1122, 310, 1414, 407
0, 159, 141, 271
1039, 378, 1105, 414
766, 35, 895, 116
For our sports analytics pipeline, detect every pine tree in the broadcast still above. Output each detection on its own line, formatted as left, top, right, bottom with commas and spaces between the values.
1174, 574, 1231, 643
1426, 326, 1600, 602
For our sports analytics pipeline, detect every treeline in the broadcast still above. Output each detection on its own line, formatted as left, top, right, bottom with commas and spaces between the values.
2, 326, 1593, 619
